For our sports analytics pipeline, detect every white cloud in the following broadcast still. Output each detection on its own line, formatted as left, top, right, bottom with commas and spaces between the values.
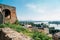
25, 3, 60, 21
26, 4, 48, 14
26, 4, 37, 9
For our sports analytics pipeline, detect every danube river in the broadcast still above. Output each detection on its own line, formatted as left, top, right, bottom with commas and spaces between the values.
33, 21, 60, 30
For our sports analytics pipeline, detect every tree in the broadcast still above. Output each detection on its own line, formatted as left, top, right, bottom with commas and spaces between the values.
41, 23, 49, 28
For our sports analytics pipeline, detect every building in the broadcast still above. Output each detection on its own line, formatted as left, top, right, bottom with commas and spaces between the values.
0, 4, 17, 24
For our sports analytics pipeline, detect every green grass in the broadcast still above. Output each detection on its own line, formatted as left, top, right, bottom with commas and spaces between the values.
0, 23, 52, 40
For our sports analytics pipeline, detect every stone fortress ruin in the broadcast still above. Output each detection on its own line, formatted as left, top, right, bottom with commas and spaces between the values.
0, 4, 17, 24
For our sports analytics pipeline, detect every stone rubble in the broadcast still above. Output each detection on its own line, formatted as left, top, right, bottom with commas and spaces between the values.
0, 28, 32, 40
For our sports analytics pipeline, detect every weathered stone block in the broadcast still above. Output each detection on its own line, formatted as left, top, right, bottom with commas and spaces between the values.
0, 28, 32, 40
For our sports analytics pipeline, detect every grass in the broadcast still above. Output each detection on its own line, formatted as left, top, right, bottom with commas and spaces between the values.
0, 23, 52, 40
0, 23, 33, 36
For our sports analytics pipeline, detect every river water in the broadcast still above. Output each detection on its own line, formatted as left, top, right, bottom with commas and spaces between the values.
33, 21, 60, 30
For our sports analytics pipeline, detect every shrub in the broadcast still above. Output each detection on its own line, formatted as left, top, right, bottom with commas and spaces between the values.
0, 23, 52, 40
32, 31, 52, 40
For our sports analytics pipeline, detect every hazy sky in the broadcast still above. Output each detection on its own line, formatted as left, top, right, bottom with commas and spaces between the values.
0, 0, 60, 21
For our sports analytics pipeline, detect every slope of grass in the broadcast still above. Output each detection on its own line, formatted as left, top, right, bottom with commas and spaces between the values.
0, 23, 52, 40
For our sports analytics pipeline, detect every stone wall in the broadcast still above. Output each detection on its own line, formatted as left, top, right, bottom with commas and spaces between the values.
0, 4, 17, 24
0, 28, 32, 40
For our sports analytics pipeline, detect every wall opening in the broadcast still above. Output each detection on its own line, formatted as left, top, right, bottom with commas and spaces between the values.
3, 9, 11, 19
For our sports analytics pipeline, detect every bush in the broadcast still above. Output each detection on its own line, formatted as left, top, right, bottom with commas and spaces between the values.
15, 20, 20, 25
0, 23, 52, 40
32, 31, 52, 40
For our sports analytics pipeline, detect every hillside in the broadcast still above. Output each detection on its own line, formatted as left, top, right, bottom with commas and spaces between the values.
0, 23, 52, 40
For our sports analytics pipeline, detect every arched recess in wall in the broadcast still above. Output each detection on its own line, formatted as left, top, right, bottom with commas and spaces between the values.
2, 9, 11, 19
0, 12, 3, 24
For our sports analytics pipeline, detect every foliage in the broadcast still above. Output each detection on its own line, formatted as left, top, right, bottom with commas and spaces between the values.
49, 29, 60, 34
35, 24, 41, 27
41, 23, 49, 28
0, 23, 29, 33
32, 31, 52, 40
49, 21, 60, 25
28, 22, 35, 26
0, 23, 52, 40
15, 20, 20, 25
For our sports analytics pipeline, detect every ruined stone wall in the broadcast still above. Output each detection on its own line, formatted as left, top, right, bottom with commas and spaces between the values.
0, 28, 32, 40
0, 4, 17, 24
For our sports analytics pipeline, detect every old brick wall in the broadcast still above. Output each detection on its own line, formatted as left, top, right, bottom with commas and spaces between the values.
0, 4, 17, 24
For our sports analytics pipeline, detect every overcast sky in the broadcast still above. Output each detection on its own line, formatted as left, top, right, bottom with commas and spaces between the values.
0, 0, 60, 21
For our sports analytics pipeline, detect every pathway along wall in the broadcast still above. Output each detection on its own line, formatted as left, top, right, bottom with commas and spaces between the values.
0, 28, 32, 40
